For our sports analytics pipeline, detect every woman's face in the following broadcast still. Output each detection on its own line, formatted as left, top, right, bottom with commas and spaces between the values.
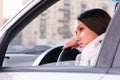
74, 20, 98, 49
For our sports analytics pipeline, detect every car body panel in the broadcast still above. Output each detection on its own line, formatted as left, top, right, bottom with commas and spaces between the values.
101, 75, 120, 80
0, 72, 105, 80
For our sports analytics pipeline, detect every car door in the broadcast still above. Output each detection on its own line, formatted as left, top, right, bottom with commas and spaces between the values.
0, 0, 117, 80
101, 2, 120, 79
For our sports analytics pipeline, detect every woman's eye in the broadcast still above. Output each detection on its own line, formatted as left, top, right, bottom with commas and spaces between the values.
79, 27, 84, 31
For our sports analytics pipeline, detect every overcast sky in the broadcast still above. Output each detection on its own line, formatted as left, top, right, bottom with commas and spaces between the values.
3, 0, 23, 19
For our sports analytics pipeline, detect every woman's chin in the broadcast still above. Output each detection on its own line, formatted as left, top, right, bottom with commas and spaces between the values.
79, 45, 83, 49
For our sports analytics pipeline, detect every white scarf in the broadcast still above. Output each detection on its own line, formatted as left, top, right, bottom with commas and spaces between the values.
76, 33, 105, 66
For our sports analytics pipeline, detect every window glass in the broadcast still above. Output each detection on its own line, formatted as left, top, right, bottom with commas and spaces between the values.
4, 0, 115, 67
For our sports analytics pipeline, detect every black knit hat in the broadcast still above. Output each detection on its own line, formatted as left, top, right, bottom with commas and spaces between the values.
77, 8, 111, 35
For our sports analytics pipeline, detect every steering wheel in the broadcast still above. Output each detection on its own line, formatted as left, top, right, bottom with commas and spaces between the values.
57, 47, 81, 62
56, 47, 81, 66
32, 45, 81, 66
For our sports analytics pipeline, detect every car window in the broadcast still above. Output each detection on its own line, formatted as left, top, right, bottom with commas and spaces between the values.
3, 0, 115, 67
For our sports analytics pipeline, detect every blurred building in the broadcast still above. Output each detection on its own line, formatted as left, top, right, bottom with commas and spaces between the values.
7, 0, 115, 48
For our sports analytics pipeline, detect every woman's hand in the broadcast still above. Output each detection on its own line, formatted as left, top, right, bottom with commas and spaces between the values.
62, 37, 79, 50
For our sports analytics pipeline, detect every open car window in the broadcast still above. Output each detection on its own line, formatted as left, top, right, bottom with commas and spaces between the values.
3, 0, 115, 67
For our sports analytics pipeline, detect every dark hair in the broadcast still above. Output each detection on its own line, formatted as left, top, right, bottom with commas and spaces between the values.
77, 8, 111, 35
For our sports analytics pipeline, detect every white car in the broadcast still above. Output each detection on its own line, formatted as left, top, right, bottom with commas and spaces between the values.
0, 0, 120, 80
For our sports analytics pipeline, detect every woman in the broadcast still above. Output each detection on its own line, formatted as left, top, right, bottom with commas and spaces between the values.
62, 8, 111, 66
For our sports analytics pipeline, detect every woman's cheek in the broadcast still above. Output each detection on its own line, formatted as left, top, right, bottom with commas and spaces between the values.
81, 32, 84, 37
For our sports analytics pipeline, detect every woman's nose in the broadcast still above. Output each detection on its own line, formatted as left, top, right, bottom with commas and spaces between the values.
76, 35, 81, 41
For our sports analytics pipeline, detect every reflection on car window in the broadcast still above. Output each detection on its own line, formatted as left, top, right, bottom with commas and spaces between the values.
4, 0, 115, 67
